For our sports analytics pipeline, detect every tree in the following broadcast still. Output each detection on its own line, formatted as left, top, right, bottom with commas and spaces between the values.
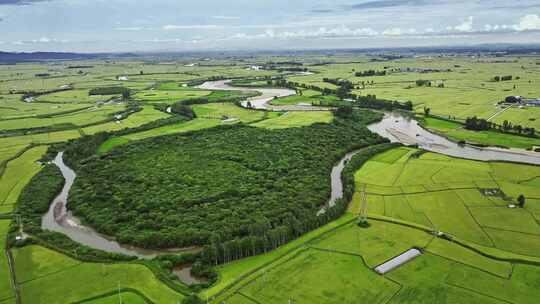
333, 106, 353, 118
182, 295, 204, 304
518, 194, 526, 208
170, 104, 196, 119
121, 89, 131, 100
246, 101, 253, 108
403, 101, 413, 111
424, 107, 431, 116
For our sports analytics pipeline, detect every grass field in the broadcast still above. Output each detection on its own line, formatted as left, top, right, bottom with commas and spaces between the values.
35, 89, 118, 104
0, 220, 15, 303
252, 111, 333, 129
288, 57, 540, 129
422, 116, 540, 149
13, 246, 183, 304
192, 103, 268, 123
269, 90, 339, 106
205, 146, 540, 304
351, 147, 540, 255
240, 248, 399, 304
98, 105, 324, 153
0, 94, 90, 120
0, 104, 125, 131
0, 146, 47, 213
81, 106, 170, 135
213, 216, 538, 304
133, 89, 211, 104
80, 292, 148, 304
1, 56, 540, 304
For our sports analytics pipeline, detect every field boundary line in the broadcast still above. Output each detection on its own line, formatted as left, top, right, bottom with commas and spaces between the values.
462, 202, 496, 247
15, 261, 84, 285
307, 246, 405, 291
5, 248, 20, 304
226, 248, 311, 303
236, 292, 264, 304
424, 250, 512, 279
211, 217, 356, 302
365, 186, 478, 196
517, 174, 540, 184
482, 226, 540, 238
429, 165, 446, 184
486, 104, 514, 122
72, 287, 154, 304
444, 281, 516, 304
0, 144, 38, 180
368, 215, 540, 266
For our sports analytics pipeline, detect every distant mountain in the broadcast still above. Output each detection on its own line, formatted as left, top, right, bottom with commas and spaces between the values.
0, 51, 139, 63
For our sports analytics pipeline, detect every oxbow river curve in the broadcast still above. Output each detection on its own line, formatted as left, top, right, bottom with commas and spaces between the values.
40, 82, 540, 259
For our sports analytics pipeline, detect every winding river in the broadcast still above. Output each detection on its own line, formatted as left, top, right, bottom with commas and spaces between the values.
40, 81, 540, 259
41, 152, 197, 259
368, 112, 540, 165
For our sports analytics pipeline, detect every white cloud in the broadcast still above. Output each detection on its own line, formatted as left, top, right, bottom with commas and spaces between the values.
514, 14, 540, 31
227, 26, 379, 40
115, 27, 146, 31
382, 28, 418, 36
382, 28, 402, 36
453, 16, 474, 32
162, 24, 220, 30
212, 15, 240, 20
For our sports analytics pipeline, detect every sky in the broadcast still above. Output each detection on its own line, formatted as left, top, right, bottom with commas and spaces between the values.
0, 0, 540, 53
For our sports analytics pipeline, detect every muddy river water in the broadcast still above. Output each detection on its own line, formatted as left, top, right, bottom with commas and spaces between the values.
41, 152, 197, 259
40, 83, 540, 259
368, 112, 540, 165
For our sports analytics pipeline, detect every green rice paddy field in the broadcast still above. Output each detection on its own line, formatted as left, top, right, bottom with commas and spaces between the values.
1, 57, 540, 303
421, 116, 540, 149
210, 147, 540, 304
289, 57, 540, 129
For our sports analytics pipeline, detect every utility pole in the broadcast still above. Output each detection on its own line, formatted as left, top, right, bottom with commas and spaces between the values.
360, 184, 368, 222
357, 184, 369, 227
117, 282, 122, 304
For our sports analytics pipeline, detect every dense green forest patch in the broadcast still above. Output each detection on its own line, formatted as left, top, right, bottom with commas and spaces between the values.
66, 110, 385, 249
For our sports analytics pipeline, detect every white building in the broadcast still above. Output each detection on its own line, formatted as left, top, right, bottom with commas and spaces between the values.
524, 99, 540, 106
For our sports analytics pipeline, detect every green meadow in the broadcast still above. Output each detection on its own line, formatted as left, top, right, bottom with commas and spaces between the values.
289, 57, 540, 129
0, 55, 539, 304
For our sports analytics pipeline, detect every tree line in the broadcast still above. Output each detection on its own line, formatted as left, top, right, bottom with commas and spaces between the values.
282, 79, 413, 111
89, 86, 130, 96
355, 70, 386, 77
465, 116, 536, 137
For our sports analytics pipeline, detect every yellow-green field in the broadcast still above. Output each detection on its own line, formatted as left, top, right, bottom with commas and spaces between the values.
208, 147, 540, 304
1, 56, 540, 304
289, 57, 540, 129
13, 246, 183, 304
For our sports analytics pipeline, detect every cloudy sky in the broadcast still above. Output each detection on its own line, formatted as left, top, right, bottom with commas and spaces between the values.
0, 0, 540, 52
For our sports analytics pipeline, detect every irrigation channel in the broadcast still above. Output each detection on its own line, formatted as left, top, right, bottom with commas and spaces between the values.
40, 82, 540, 260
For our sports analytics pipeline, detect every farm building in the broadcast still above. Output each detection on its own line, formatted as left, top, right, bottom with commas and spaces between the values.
503, 96, 540, 106
524, 98, 540, 106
